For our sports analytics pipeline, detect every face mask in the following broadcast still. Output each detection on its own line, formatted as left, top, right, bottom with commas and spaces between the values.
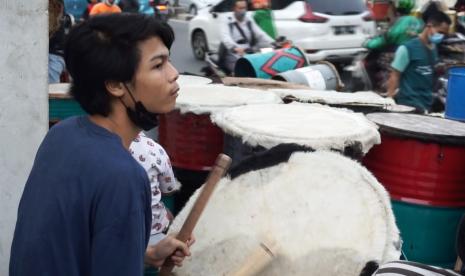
235, 10, 246, 21
429, 32, 444, 44
122, 84, 159, 131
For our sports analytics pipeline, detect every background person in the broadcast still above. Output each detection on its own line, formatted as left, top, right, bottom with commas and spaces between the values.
219, 0, 274, 74
90, 0, 122, 16
386, 11, 451, 113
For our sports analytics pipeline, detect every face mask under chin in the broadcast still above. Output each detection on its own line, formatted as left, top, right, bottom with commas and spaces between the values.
121, 84, 160, 131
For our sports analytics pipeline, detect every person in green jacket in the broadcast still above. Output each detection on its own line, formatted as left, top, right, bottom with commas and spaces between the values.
252, 0, 276, 39
365, 0, 423, 50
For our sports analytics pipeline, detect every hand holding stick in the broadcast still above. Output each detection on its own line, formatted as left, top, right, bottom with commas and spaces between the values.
158, 154, 232, 276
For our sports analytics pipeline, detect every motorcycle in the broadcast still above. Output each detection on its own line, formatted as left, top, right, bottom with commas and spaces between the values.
149, 0, 170, 23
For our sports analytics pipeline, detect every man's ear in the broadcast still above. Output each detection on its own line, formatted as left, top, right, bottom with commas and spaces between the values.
105, 80, 125, 97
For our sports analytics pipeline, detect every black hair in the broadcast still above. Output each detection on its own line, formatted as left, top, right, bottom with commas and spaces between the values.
64, 13, 175, 116
424, 10, 452, 26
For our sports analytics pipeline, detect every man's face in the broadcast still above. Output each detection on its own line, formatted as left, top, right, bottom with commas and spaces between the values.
128, 37, 179, 114
428, 22, 450, 37
234, 1, 248, 15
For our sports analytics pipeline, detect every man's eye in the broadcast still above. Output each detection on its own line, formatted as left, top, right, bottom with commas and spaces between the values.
154, 62, 163, 69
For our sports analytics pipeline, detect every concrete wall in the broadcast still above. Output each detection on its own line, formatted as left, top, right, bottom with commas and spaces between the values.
0, 0, 48, 273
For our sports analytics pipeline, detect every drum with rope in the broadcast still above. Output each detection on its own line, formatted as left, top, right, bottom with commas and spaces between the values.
363, 112, 465, 268
211, 102, 380, 165
169, 147, 401, 276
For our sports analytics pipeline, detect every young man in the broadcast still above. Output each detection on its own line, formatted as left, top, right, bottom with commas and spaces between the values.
90, 0, 122, 15
386, 11, 451, 113
10, 14, 190, 275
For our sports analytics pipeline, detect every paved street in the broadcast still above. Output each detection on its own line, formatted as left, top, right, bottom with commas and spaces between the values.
168, 19, 206, 76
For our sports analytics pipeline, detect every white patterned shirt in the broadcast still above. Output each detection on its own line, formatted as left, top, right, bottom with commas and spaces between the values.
129, 132, 180, 242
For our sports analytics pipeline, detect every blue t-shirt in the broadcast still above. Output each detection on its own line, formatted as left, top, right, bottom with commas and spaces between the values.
10, 116, 152, 276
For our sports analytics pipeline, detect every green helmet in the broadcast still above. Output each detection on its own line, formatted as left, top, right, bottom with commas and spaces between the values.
395, 0, 416, 14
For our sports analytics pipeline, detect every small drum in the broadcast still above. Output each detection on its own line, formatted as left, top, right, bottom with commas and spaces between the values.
158, 84, 282, 171
211, 102, 380, 164
170, 150, 401, 276
48, 83, 86, 123
177, 74, 212, 87
271, 89, 395, 113
363, 112, 465, 267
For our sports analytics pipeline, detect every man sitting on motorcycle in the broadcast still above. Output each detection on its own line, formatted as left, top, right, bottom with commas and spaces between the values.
219, 0, 274, 74
387, 11, 451, 113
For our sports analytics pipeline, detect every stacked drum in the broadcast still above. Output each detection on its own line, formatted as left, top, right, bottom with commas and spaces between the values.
48, 83, 86, 126
158, 84, 282, 213
363, 113, 465, 268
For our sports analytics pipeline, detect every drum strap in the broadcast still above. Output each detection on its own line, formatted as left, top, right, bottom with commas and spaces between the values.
230, 21, 256, 47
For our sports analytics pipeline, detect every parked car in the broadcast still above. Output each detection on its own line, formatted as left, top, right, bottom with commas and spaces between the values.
188, 0, 377, 61
177, 0, 219, 15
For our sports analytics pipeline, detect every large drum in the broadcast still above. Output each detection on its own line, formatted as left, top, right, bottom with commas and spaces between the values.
271, 89, 397, 113
210, 102, 380, 164
48, 83, 86, 124
170, 150, 401, 276
158, 84, 282, 171
363, 113, 465, 267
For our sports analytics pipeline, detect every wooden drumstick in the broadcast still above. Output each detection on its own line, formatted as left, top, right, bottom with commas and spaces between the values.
158, 154, 232, 276
227, 238, 278, 276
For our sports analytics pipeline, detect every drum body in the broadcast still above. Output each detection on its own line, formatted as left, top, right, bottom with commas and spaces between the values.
446, 66, 465, 121
364, 133, 465, 206
363, 113, 465, 267
170, 151, 401, 276
159, 110, 224, 171
48, 83, 86, 124
272, 62, 343, 91
234, 47, 308, 79
392, 201, 465, 268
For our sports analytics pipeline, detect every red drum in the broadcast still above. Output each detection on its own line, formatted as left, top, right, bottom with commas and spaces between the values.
363, 113, 465, 207
158, 84, 282, 171
159, 110, 224, 171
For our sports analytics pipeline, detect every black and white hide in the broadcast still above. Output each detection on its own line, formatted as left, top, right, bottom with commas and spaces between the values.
169, 147, 401, 276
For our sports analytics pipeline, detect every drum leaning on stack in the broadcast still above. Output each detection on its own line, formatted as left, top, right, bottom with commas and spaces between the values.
363, 113, 465, 268
48, 83, 86, 125
169, 150, 401, 276
211, 102, 380, 166
158, 84, 282, 213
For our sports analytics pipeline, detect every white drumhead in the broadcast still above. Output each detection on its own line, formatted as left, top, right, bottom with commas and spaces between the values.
175, 84, 283, 114
211, 102, 380, 154
177, 74, 212, 86
271, 89, 395, 107
170, 151, 400, 276
48, 83, 71, 97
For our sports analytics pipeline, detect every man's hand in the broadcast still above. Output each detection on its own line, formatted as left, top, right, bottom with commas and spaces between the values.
144, 234, 192, 268
386, 69, 401, 98
234, 47, 246, 56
